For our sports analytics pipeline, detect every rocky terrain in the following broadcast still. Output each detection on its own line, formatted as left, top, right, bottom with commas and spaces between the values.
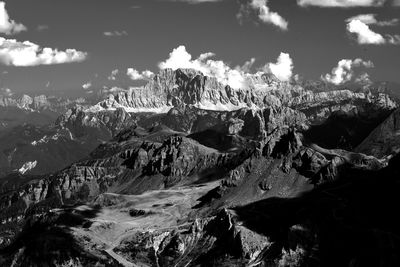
0, 69, 399, 266
0, 94, 88, 132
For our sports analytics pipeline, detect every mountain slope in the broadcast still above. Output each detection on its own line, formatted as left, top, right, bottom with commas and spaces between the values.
356, 107, 400, 158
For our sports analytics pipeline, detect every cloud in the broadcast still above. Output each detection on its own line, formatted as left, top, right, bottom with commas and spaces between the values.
355, 72, 373, 86
297, 0, 386, 7
238, 0, 288, 30
346, 19, 386, 44
346, 14, 398, 26
103, 30, 128, 37
0, 87, 13, 96
108, 69, 119, 80
386, 34, 400, 44
322, 58, 374, 85
158, 45, 294, 89
82, 82, 92, 90
0, 2, 27, 35
237, 58, 256, 73
346, 17, 400, 45
126, 68, 154, 80
261, 52, 294, 81
37, 25, 49, 32
0, 37, 88, 66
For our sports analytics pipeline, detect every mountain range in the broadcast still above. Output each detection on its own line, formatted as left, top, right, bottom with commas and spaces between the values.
0, 69, 399, 266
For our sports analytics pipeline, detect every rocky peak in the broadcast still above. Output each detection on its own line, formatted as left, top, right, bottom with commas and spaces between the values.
89, 69, 397, 116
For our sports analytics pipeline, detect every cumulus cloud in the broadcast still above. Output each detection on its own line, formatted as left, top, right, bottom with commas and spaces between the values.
346, 19, 386, 44
158, 45, 294, 89
355, 72, 373, 86
0, 2, 27, 35
126, 68, 154, 80
0, 87, 13, 96
238, 0, 288, 30
158, 45, 245, 89
346, 17, 400, 45
261, 52, 294, 81
297, 0, 386, 7
322, 58, 374, 85
82, 82, 92, 90
0, 37, 88, 66
108, 69, 119, 80
103, 30, 128, 37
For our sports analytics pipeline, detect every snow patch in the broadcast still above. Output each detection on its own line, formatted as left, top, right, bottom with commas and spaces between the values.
18, 161, 37, 175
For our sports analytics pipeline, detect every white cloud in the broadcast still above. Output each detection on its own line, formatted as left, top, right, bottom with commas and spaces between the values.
346, 14, 398, 26
355, 72, 372, 86
103, 30, 128, 37
386, 34, 400, 44
346, 19, 386, 44
158, 45, 247, 88
346, 17, 400, 45
0, 87, 13, 96
0, 2, 27, 35
237, 57, 256, 73
108, 69, 119, 80
297, 0, 386, 7
322, 58, 374, 85
0, 37, 88, 66
82, 82, 92, 90
262, 52, 294, 81
126, 68, 154, 80
101, 86, 127, 94
158, 45, 294, 88
238, 0, 288, 30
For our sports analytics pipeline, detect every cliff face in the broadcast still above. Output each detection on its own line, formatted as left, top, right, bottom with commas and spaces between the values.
93, 69, 397, 115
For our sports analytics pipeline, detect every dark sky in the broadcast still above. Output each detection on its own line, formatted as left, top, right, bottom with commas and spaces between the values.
0, 0, 399, 96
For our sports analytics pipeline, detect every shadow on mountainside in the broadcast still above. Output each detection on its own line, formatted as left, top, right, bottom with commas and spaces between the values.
233, 154, 400, 267
303, 109, 392, 151
0, 205, 121, 266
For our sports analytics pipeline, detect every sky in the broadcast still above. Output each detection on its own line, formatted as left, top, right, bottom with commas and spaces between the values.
0, 0, 399, 97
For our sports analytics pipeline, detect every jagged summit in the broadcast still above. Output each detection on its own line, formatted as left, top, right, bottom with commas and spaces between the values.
86, 68, 397, 114
0, 94, 85, 113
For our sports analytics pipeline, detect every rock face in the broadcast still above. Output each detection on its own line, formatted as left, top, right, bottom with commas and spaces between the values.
0, 94, 85, 113
0, 106, 137, 177
356, 108, 400, 158
0, 68, 399, 266
92, 69, 397, 114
